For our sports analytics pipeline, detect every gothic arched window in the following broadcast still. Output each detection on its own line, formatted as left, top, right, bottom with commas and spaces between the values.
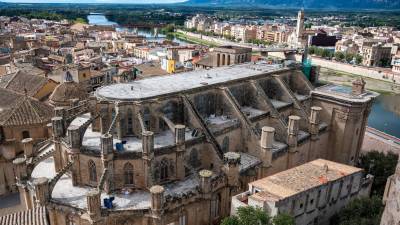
222, 136, 229, 153
127, 108, 133, 135
160, 159, 169, 182
189, 148, 200, 168
124, 163, 134, 185
88, 160, 97, 182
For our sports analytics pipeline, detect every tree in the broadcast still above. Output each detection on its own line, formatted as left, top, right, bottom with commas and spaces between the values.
335, 51, 345, 61
345, 53, 355, 63
329, 196, 384, 225
355, 54, 363, 65
221, 206, 271, 225
272, 213, 295, 225
221, 206, 295, 225
357, 151, 398, 196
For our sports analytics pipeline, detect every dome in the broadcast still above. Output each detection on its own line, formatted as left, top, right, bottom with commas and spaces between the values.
49, 80, 88, 107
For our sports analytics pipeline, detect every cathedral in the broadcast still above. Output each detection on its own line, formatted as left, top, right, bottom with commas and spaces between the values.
12, 62, 376, 225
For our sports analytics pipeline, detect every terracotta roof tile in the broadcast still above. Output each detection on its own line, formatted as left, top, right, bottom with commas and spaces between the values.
0, 206, 49, 225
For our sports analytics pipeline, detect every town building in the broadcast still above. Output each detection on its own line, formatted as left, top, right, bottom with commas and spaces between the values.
361, 42, 392, 67
195, 45, 251, 69
231, 159, 373, 225
13, 61, 377, 225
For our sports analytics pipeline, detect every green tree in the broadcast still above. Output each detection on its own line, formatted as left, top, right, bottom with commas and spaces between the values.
335, 51, 345, 61
221, 206, 271, 225
345, 53, 355, 63
357, 151, 398, 196
74, 18, 87, 24
221, 206, 295, 225
329, 196, 384, 225
272, 213, 295, 225
355, 54, 363, 65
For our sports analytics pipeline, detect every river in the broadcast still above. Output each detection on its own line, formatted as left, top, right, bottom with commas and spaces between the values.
87, 13, 188, 45
87, 13, 400, 139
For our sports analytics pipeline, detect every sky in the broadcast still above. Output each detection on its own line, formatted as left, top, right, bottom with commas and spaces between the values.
1, 0, 186, 3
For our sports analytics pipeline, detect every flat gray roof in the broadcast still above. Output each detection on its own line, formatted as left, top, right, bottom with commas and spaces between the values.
95, 63, 288, 101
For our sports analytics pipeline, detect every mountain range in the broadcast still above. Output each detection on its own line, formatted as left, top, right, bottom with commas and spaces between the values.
185, 0, 400, 9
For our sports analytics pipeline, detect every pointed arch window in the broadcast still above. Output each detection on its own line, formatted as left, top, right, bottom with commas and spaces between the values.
160, 159, 169, 182
127, 108, 133, 135
88, 160, 97, 182
222, 136, 229, 153
124, 163, 134, 185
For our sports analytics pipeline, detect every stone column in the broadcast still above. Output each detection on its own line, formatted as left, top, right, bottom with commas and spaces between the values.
87, 190, 101, 222
142, 131, 154, 188
68, 126, 81, 186
199, 170, 213, 225
223, 152, 241, 187
52, 117, 64, 173
199, 169, 213, 194
175, 125, 186, 180
287, 115, 300, 147
101, 134, 113, 193
150, 185, 165, 225
309, 106, 322, 136
32, 177, 49, 207
260, 127, 275, 168
115, 103, 123, 140
99, 103, 109, 135
21, 138, 34, 159
13, 158, 31, 210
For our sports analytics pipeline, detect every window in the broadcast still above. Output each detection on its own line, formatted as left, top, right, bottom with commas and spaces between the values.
88, 160, 97, 182
179, 215, 186, 225
127, 108, 133, 135
211, 193, 221, 219
300, 203, 303, 209
160, 159, 169, 181
22, 130, 30, 139
222, 136, 229, 153
124, 163, 134, 185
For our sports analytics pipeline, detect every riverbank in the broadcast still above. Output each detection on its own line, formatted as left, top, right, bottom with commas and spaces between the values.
173, 31, 220, 47
319, 67, 400, 95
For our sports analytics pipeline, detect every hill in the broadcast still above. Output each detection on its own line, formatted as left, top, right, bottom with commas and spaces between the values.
185, 0, 400, 9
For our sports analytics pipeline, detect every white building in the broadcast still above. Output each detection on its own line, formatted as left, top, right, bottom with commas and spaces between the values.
231, 159, 373, 225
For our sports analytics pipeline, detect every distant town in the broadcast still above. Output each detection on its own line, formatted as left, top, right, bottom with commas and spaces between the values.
0, 2, 399, 225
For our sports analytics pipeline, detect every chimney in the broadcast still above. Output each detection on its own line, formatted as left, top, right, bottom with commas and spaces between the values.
352, 77, 366, 95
